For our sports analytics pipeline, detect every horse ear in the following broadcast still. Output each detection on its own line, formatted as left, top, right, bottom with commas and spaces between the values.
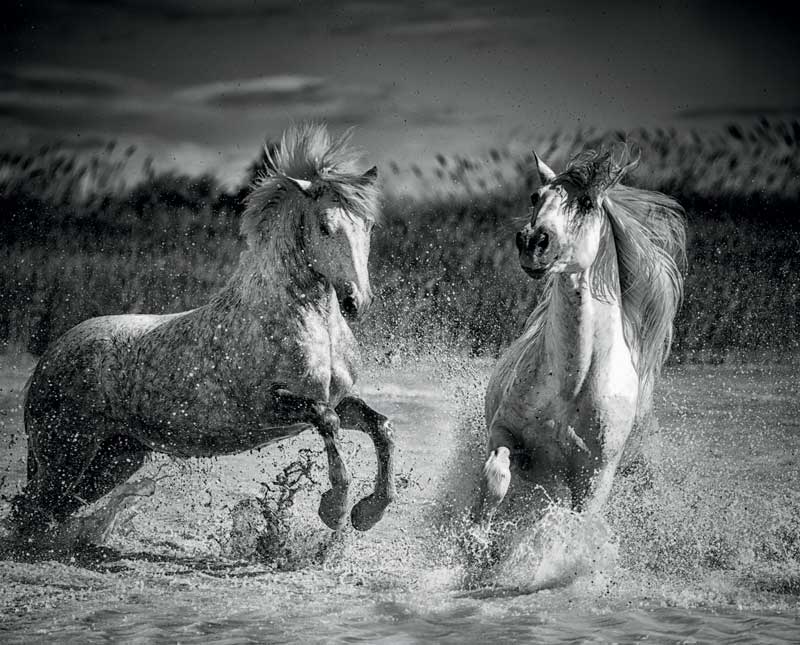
359, 166, 378, 185
532, 150, 556, 185
285, 176, 313, 194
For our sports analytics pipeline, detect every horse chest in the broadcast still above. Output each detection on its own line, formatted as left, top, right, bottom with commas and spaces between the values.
326, 318, 359, 405
268, 311, 358, 405
491, 350, 637, 459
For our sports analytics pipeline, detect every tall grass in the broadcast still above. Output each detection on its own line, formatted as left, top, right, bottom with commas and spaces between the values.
1, 119, 798, 360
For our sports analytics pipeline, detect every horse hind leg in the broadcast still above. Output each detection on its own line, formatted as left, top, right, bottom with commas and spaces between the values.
64, 434, 154, 543
11, 412, 103, 535
71, 434, 152, 507
336, 396, 397, 531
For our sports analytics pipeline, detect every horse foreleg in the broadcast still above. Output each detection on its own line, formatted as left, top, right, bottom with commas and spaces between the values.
336, 396, 397, 531
573, 455, 623, 515
473, 447, 511, 533
268, 388, 352, 531
471, 426, 515, 536
316, 414, 352, 531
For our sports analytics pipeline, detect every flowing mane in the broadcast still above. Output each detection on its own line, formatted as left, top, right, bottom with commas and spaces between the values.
603, 182, 687, 404
240, 123, 379, 246
523, 149, 687, 416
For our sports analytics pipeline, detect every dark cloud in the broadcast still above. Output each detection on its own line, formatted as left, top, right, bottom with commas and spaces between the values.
330, 2, 537, 37
381, 17, 507, 38
3, 0, 799, 182
0, 93, 172, 137
0, 64, 397, 149
0, 66, 140, 98
43, 0, 297, 22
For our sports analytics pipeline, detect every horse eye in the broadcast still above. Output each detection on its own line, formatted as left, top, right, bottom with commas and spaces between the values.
319, 221, 332, 236
578, 196, 594, 211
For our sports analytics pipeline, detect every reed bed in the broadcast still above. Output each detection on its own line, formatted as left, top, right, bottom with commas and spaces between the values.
1, 119, 798, 360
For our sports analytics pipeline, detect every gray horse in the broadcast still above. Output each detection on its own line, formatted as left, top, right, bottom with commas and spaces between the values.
12, 123, 396, 539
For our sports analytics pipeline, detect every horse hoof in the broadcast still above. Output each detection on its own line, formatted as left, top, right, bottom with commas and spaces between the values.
350, 494, 388, 531
318, 489, 349, 531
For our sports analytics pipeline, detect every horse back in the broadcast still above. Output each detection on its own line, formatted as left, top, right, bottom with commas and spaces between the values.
24, 312, 186, 427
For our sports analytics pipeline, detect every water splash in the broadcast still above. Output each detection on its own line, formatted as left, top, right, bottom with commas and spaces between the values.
0, 477, 156, 560
222, 447, 344, 569
493, 503, 618, 592
2, 355, 800, 644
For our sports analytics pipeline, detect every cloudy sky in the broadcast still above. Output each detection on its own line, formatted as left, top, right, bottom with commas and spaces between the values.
2, 0, 798, 183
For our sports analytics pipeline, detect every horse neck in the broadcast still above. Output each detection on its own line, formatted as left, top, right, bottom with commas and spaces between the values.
215, 215, 333, 320
542, 232, 626, 393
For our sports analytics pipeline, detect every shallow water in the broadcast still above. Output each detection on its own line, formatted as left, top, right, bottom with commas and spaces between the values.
0, 355, 798, 643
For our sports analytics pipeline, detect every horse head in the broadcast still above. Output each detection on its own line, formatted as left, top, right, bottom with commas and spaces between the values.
289, 167, 378, 320
241, 124, 381, 320
516, 146, 639, 279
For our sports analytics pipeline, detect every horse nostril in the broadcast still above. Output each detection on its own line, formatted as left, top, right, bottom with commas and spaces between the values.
529, 231, 549, 254
342, 294, 359, 319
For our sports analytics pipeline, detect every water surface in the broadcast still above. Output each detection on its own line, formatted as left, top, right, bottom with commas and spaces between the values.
1, 356, 798, 643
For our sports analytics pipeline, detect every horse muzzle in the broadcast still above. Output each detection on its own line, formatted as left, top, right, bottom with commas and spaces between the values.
338, 282, 372, 320
516, 227, 553, 280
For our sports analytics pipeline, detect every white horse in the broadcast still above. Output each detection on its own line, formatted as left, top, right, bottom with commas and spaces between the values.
12, 123, 396, 541
473, 147, 686, 534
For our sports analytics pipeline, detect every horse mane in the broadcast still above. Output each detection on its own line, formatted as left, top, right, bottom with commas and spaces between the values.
524, 149, 687, 417
240, 123, 379, 246
602, 183, 686, 411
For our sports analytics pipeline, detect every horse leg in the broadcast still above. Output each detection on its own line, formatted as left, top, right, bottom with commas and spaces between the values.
12, 414, 102, 534
568, 453, 623, 514
316, 413, 353, 531
336, 396, 396, 531
71, 434, 151, 506
471, 426, 515, 535
267, 388, 351, 531
59, 434, 154, 543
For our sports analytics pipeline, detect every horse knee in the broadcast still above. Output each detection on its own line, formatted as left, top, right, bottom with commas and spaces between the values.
314, 405, 340, 437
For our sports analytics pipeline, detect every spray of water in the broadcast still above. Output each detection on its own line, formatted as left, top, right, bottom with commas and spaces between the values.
223, 447, 340, 569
